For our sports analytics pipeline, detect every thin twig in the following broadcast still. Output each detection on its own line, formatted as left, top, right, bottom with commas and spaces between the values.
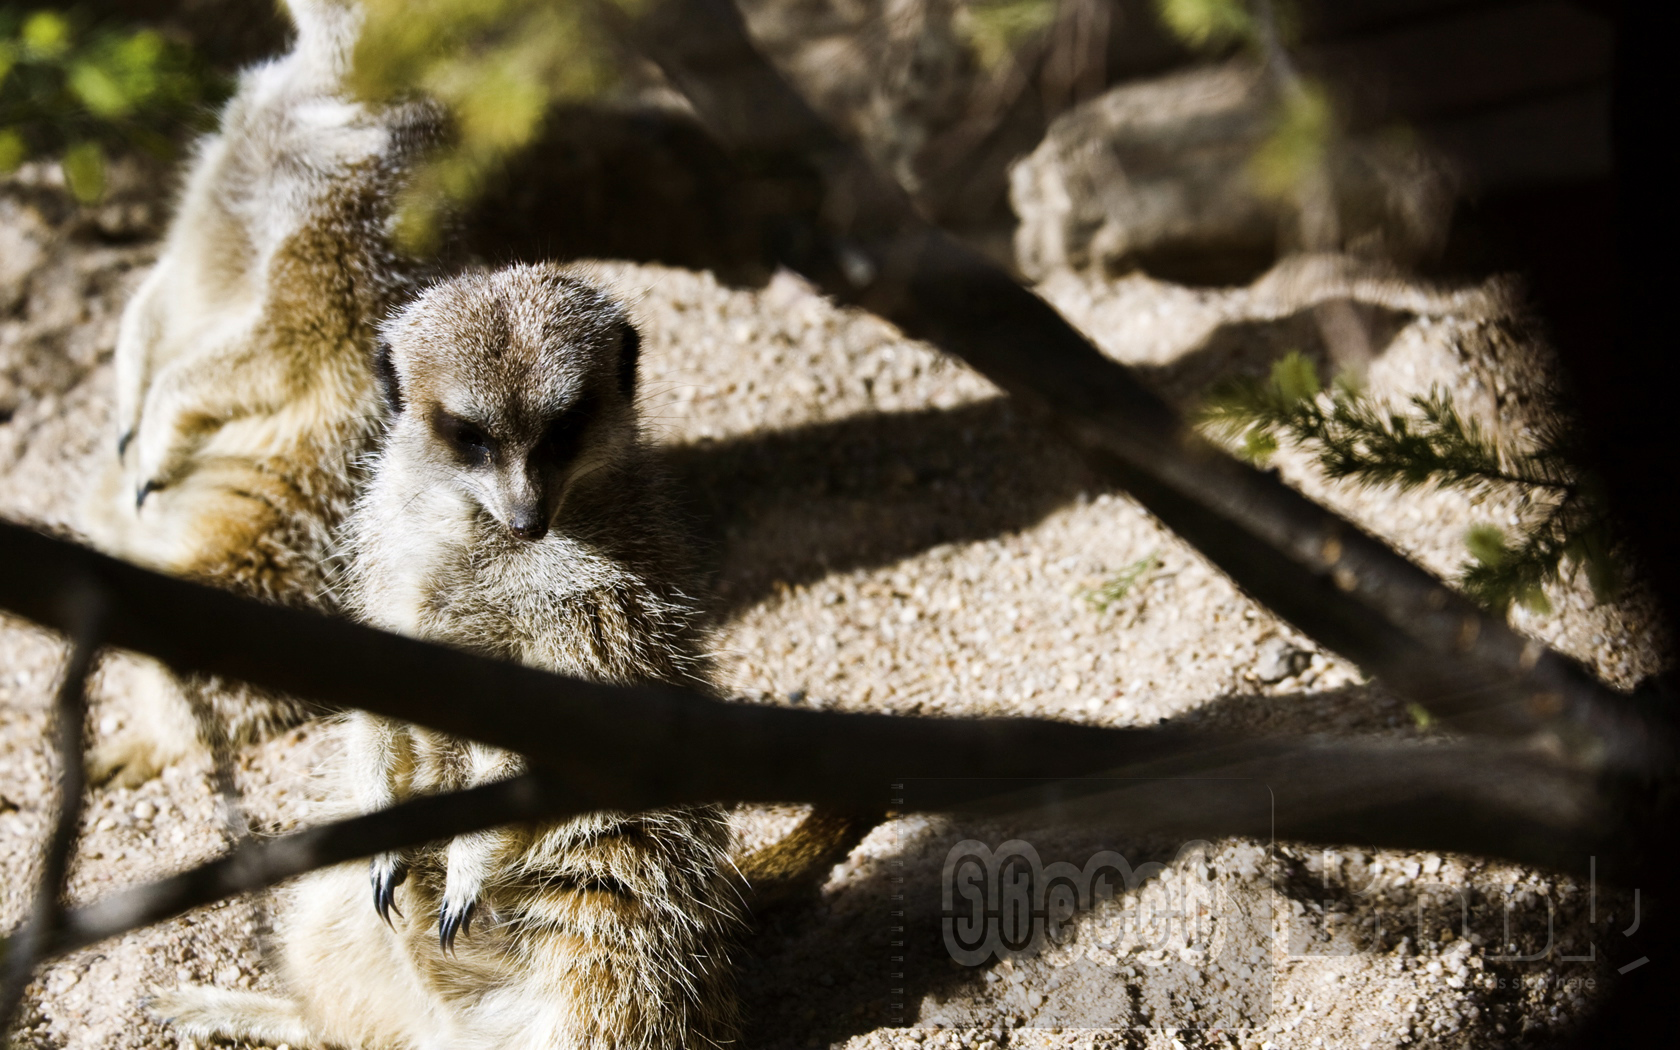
41, 775, 586, 963
0, 580, 106, 1043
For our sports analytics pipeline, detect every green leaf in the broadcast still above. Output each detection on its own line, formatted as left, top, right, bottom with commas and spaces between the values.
354, 0, 621, 247
964, 0, 1059, 69
1154, 0, 1253, 49
22, 10, 72, 59
1240, 427, 1278, 463
1331, 369, 1365, 400
61, 141, 105, 203
112, 29, 166, 81
1269, 350, 1320, 405
69, 62, 132, 118
1250, 82, 1333, 199
1465, 524, 1507, 569
1515, 583, 1552, 617
0, 128, 25, 174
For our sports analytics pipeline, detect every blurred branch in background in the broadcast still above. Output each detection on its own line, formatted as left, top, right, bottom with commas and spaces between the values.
340, 0, 1192, 267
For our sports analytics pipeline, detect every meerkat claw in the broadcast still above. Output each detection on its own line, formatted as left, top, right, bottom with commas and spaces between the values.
438, 899, 476, 954
117, 428, 134, 457
371, 853, 409, 925
136, 479, 159, 508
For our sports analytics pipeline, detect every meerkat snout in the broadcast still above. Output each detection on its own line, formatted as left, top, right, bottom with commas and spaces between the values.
376, 266, 642, 540
427, 403, 570, 541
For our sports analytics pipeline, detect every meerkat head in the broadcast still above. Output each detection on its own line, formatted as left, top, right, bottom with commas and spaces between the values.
374, 264, 642, 541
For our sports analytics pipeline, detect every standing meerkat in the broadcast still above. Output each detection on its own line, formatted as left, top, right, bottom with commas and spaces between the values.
81, 0, 438, 784
153, 265, 741, 1050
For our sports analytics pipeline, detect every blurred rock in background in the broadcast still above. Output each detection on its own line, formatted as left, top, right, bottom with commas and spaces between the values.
1010, 1, 1611, 285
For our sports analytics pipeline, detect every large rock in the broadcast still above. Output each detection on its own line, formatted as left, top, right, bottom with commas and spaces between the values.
1010, 61, 1455, 284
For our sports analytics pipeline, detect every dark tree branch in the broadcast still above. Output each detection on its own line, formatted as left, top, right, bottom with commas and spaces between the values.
2, 732, 1619, 968
0, 523, 1638, 965
627, 0, 1668, 774
0, 583, 104, 1041
0, 520, 1181, 811
1, 519, 1648, 837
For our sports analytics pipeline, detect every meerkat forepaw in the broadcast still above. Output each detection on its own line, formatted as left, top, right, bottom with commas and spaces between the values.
370, 851, 410, 924
438, 897, 477, 953
128, 397, 206, 507
437, 830, 501, 950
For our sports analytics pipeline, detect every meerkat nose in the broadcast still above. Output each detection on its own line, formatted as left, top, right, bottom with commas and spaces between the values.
509, 512, 548, 542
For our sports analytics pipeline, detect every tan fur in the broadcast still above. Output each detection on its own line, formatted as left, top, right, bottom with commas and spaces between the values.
80, 0, 437, 785
154, 266, 741, 1050
104, 4, 864, 1038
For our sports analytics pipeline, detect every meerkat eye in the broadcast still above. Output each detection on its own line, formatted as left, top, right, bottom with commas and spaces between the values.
536, 393, 598, 466
433, 410, 495, 460
538, 415, 587, 465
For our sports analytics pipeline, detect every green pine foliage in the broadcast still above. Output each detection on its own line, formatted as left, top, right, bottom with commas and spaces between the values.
0, 8, 215, 201
1199, 351, 1620, 616
1083, 551, 1160, 613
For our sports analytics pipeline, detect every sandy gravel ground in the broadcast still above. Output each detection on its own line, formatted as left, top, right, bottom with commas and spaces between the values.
1, 161, 1660, 1050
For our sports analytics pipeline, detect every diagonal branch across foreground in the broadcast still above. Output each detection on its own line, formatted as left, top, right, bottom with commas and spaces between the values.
14, 738, 1621, 964
630, 0, 1671, 774
0, 518, 1648, 965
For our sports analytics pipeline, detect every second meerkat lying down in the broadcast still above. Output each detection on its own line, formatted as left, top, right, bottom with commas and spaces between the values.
155, 266, 740, 1049
81, 0, 436, 787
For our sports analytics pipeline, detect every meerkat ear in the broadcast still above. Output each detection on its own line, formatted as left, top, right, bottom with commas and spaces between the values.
617, 321, 641, 403
373, 337, 404, 413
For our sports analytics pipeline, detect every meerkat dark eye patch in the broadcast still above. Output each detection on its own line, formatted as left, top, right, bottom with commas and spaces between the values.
432, 408, 496, 462
536, 392, 598, 467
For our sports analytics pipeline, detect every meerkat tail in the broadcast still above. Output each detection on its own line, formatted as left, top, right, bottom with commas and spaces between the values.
147, 987, 317, 1047
736, 808, 883, 913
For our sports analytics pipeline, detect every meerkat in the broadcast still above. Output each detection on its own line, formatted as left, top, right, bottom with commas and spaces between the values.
80, 0, 438, 785
152, 265, 741, 1050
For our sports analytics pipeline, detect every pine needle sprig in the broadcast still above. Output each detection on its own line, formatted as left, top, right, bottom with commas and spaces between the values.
1198, 351, 1619, 615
